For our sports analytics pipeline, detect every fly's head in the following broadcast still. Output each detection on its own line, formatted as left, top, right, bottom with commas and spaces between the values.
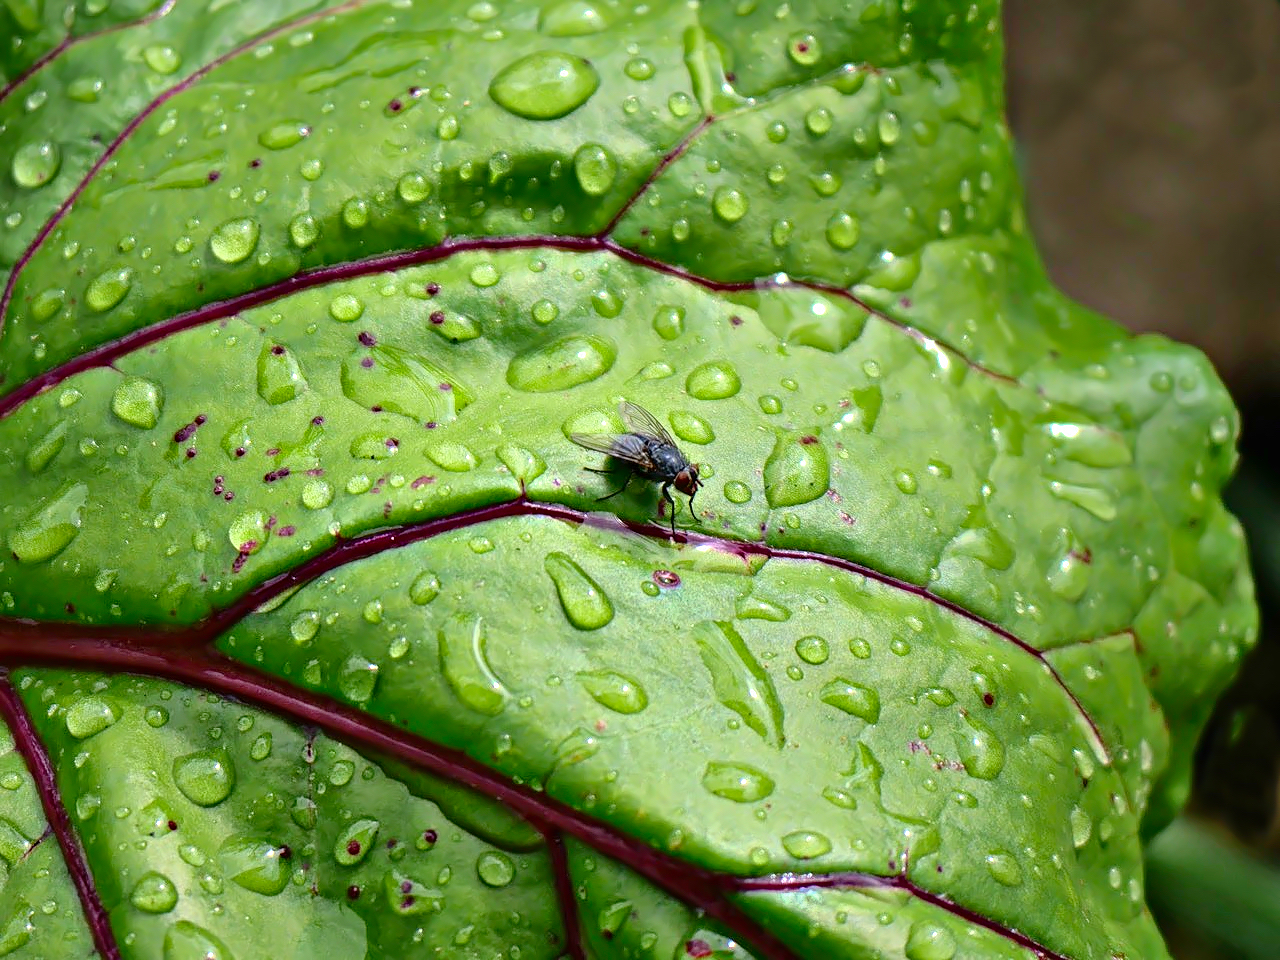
674, 465, 702, 502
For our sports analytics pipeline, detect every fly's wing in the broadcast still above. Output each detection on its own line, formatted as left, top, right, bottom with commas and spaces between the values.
569, 431, 658, 470
618, 400, 676, 446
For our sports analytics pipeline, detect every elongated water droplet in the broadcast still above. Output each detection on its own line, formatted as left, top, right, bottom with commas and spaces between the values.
173, 749, 235, 806
685, 361, 740, 400
258, 121, 311, 150
256, 342, 307, 404
333, 818, 379, 866
131, 872, 178, 913
820, 678, 880, 722
1048, 481, 1117, 521
163, 921, 231, 960
763, 434, 829, 507
26, 421, 67, 473
507, 335, 615, 391
693, 620, 784, 747
781, 830, 831, 859
439, 615, 508, 715
426, 441, 477, 472
210, 217, 260, 264
9, 482, 87, 563
490, 52, 600, 120
578, 670, 647, 713
11, 140, 60, 189
984, 850, 1023, 886
702, 761, 774, 802
573, 143, 616, 195
85, 266, 133, 312
339, 654, 379, 703
496, 442, 546, 483
1045, 422, 1132, 467
544, 552, 613, 629
958, 713, 1005, 780
219, 837, 289, 895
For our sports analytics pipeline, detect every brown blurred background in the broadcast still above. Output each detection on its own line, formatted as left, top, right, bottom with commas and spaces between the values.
1005, 1, 1280, 956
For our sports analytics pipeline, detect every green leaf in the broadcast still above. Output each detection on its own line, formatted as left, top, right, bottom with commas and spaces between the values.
0, 1, 1256, 958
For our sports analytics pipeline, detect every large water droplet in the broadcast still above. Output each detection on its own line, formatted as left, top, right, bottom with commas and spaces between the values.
685, 361, 740, 400
163, 921, 231, 960
85, 266, 133, 312
490, 52, 600, 120
476, 851, 515, 887
544, 552, 614, 629
341, 343, 471, 424
111, 376, 163, 428
794, 635, 829, 665
578, 670, 647, 714
173, 749, 235, 806
219, 836, 289, 895
694, 620, 784, 747
781, 830, 831, 859
339, 654, 379, 703
256, 342, 307, 405
130, 872, 178, 913
819, 679, 880, 723
711, 186, 748, 223
702, 761, 774, 802
573, 143, 617, 195
958, 714, 1005, 780
65, 696, 120, 739
9, 482, 87, 564
668, 410, 714, 444
11, 141, 60, 189
439, 615, 508, 716
210, 217, 260, 264
763, 434, 829, 507
409, 571, 441, 605
507, 335, 615, 391
825, 211, 860, 249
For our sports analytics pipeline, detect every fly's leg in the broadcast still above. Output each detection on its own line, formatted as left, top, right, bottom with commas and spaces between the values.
660, 482, 678, 537
593, 469, 634, 502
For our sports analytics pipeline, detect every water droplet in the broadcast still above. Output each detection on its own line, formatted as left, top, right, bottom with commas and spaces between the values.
490, 51, 599, 120
539, 0, 610, 36
685, 361, 740, 400
794, 635, 829, 665
339, 654, 379, 703
11, 140, 60, 189
439, 614, 508, 715
85, 266, 133, 312
958, 714, 1005, 780
878, 111, 902, 145
724, 480, 752, 503
409, 571, 440, 605
496, 442, 547, 483
787, 32, 821, 65
530, 299, 559, 325
301, 479, 333, 510
1048, 532, 1090, 601
145, 705, 169, 728
111, 376, 164, 429
763, 434, 829, 507
469, 262, 500, 288
1048, 481, 1117, 521
507, 335, 615, 391
694, 620, 784, 747
333, 818, 380, 866
1044, 422, 1133, 467
328, 293, 364, 322
250, 733, 272, 760
397, 172, 430, 203
805, 107, 833, 136
476, 850, 515, 887
825, 211, 860, 250
667, 90, 694, 116
65, 697, 119, 739
711, 186, 748, 223
257, 121, 310, 150
228, 512, 268, 554
819, 679, 879, 722
342, 197, 370, 227
652, 305, 685, 340
288, 213, 319, 248
668, 410, 714, 444
142, 44, 181, 74
173, 750, 235, 806
1070, 805, 1092, 848
781, 830, 831, 859
9, 482, 87, 563
573, 143, 616, 195
984, 850, 1023, 886
131, 872, 178, 913
544, 552, 614, 629
578, 670, 647, 714
904, 922, 956, 960
702, 761, 774, 802
218, 837, 289, 895
256, 342, 306, 405
210, 217, 260, 264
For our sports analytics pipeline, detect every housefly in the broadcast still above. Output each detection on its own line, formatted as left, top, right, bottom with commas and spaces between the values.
570, 401, 703, 536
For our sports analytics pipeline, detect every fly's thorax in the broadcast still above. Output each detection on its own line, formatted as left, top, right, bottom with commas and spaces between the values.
648, 441, 689, 476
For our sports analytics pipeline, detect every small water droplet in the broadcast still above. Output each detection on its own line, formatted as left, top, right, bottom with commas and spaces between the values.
301, 478, 333, 509
496, 442, 547, 483
507, 335, 616, 391
409, 571, 440, 605
984, 850, 1023, 886
702, 761, 774, 802
723, 480, 752, 504
173, 749, 235, 806
249, 732, 272, 760
288, 213, 319, 248
711, 186, 748, 223
787, 32, 821, 65
328, 293, 364, 322
825, 211, 860, 249
652, 305, 685, 340
490, 51, 600, 119
397, 172, 430, 203
257, 121, 311, 150
805, 107, 833, 136
668, 410, 714, 444
11, 140, 61, 189
531, 299, 559, 325
539, 0, 610, 36
142, 44, 181, 74
130, 872, 178, 913
145, 706, 169, 728
210, 217, 260, 264
781, 830, 831, 859
578, 670, 647, 714
342, 197, 370, 227
544, 552, 614, 629
1070, 805, 1092, 848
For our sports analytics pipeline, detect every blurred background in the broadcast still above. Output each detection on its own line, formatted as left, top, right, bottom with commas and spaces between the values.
1004, 0, 1280, 956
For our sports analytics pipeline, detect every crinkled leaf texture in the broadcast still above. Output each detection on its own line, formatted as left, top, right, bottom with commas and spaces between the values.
0, 1, 1256, 958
